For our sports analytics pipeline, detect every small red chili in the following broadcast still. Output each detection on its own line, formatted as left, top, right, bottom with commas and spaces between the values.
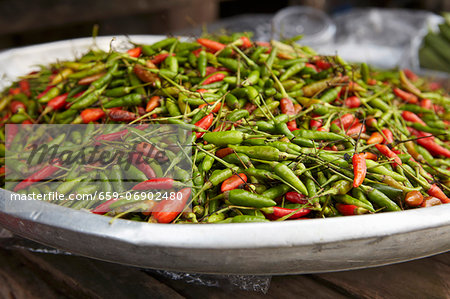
352, 153, 366, 188
239, 36, 252, 49
195, 113, 214, 138
427, 184, 450, 204
151, 188, 191, 223
201, 73, 225, 85
285, 191, 308, 204
280, 98, 297, 130
80, 108, 105, 123
14, 160, 62, 192
127, 47, 142, 58
197, 38, 226, 52
221, 173, 247, 192
19, 80, 31, 97
133, 178, 175, 190
108, 109, 137, 122
10, 101, 26, 114
344, 96, 361, 108
375, 144, 402, 167
401, 111, 426, 126
381, 128, 394, 144
393, 88, 418, 104
336, 203, 368, 216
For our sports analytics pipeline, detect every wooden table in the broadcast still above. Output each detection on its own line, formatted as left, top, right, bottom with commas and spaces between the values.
0, 236, 448, 298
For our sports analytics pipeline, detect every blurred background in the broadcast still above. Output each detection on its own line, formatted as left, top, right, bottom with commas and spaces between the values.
0, 0, 448, 50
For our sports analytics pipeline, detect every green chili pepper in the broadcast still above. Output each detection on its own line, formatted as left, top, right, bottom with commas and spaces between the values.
262, 184, 291, 200
359, 185, 402, 212
231, 215, 269, 223
110, 165, 125, 193
225, 189, 276, 208
197, 50, 207, 77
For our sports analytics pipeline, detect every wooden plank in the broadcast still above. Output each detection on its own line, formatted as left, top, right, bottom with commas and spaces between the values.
15, 249, 185, 299
312, 252, 450, 299
0, 248, 65, 299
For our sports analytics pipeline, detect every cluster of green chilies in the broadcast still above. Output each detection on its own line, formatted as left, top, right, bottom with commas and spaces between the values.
0, 33, 449, 224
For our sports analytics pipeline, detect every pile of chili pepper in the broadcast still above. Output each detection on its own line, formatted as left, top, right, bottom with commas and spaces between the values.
0, 32, 449, 223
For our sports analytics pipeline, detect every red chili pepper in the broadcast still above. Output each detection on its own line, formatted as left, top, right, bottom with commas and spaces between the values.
136, 141, 168, 162
428, 82, 441, 91
80, 108, 105, 123
413, 134, 450, 158
346, 122, 365, 136
317, 127, 329, 132
201, 73, 225, 85
47, 93, 69, 111
407, 127, 450, 158
145, 95, 161, 113
197, 38, 226, 52
198, 102, 222, 113
95, 124, 148, 144
19, 80, 31, 97
128, 152, 157, 179
305, 63, 318, 72
192, 48, 202, 57
285, 191, 308, 204
420, 98, 433, 110
352, 153, 366, 188
332, 113, 356, 130
151, 53, 173, 64
22, 120, 33, 125
315, 59, 331, 71
401, 111, 426, 126
195, 113, 214, 138
433, 104, 445, 115
127, 47, 142, 58
239, 36, 252, 49
381, 128, 394, 144
344, 96, 361, 108
215, 147, 234, 158
78, 73, 106, 85
221, 173, 247, 192
393, 88, 418, 104
403, 69, 418, 81
5, 124, 18, 149
205, 66, 218, 76
366, 117, 377, 128
362, 152, 377, 161
280, 98, 297, 130
310, 118, 322, 129
10, 100, 26, 114
9, 88, 21, 95
265, 206, 311, 220
151, 187, 191, 223
0, 166, 6, 177
91, 199, 119, 214
336, 203, 368, 216
196, 88, 208, 93
108, 109, 137, 122
375, 144, 402, 167
133, 178, 175, 190
367, 78, 377, 85
14, 160, 62, 192
212, 122, 229, 132
427, 184, 450, 204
